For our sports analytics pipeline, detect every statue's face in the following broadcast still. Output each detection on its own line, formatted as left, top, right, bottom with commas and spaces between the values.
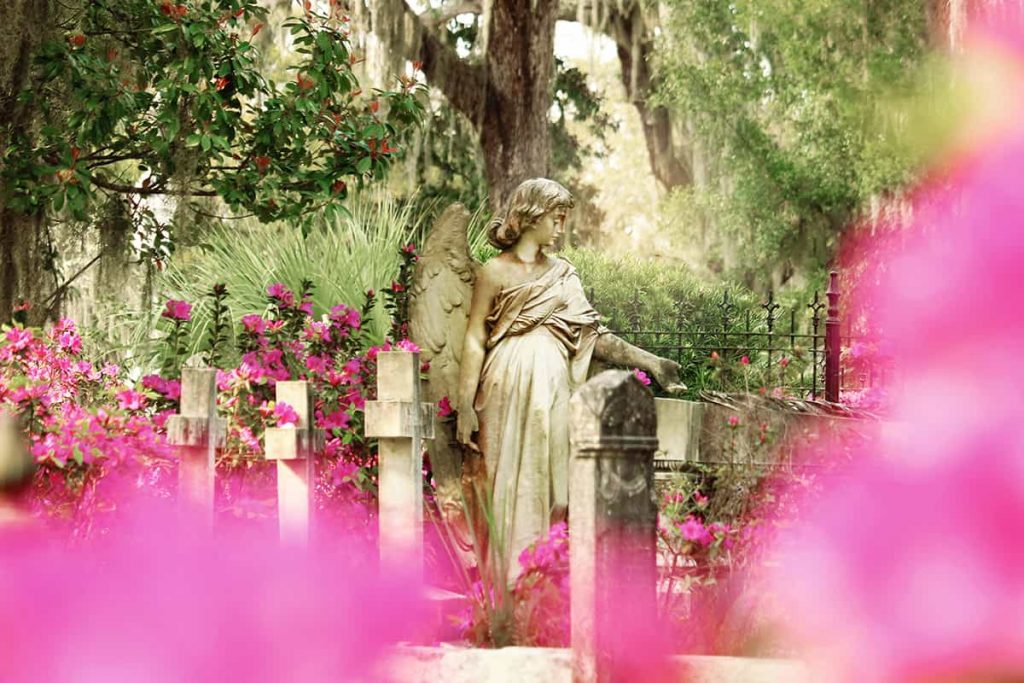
531, 207, 568, 247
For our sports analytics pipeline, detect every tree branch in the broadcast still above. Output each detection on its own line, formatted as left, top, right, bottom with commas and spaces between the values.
90, 175, 219, 197
398, 1, 486, 122
426, 1, 482, 25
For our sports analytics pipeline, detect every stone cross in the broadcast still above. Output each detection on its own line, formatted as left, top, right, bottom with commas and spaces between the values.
569, 370, 660, 683
166, 368, 225, 529
264, 380, 324, 547
364, 350, 434, 573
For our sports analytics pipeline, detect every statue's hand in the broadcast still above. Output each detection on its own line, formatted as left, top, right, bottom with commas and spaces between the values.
651, 358, 687, 394
456, 402, 480, 452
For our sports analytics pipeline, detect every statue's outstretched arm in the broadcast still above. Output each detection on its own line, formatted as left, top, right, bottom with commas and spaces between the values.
455, 264, 501, 449
594, 332, 686, 392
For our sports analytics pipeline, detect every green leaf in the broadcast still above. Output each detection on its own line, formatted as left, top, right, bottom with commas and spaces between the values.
153, 23, 178, 34
355, 156, 371, 174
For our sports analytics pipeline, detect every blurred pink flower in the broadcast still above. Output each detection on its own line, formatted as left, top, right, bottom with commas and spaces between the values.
772, 24, 1024, 680
632, 368, 651, 386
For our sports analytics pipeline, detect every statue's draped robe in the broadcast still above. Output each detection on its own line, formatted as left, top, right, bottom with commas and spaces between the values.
475, 258, 604, 576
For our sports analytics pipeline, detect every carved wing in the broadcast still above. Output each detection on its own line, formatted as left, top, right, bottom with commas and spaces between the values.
409, 202, 478, 506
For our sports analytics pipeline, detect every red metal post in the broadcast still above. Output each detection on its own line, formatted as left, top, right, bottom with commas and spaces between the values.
825, 271, 841, 402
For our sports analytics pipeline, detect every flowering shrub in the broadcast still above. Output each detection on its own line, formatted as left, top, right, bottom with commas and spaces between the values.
3, 241, 423, 537
0, 320, 177, 534
154, 275, 423, 526
657, 479, 735, 612
457, 522, 570, 647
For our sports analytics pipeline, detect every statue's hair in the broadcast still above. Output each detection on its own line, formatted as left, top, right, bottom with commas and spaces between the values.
487, 178, 575, 249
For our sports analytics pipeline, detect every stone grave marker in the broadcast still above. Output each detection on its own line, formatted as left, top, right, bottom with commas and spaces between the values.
166, 368, 225, 528
569, 370, 660, 683
365, 350, 434, 573
264, 380, 324, 547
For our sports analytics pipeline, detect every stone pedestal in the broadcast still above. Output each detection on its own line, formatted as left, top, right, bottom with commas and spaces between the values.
365, 350, 434, 573
654, 397, 704, 467
264, 381, 324, 547
569, 371, 660, 683
166, 368, 225, 529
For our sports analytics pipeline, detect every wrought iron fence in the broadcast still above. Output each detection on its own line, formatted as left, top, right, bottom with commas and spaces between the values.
591, 271, 866, 402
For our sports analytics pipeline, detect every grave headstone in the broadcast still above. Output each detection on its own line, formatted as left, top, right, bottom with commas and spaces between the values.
569, 370, 660, 683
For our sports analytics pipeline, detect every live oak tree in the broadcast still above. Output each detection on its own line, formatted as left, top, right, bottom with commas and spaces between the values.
655, 0, 930, 288
362, 0, 692, 209
0, 0, 423, 323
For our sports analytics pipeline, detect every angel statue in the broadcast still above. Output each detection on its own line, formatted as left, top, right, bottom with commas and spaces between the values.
409, 178, 684, 578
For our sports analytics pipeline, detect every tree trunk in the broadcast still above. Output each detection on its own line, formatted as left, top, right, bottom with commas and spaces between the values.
384, 0, 557, 210
602, 4, 692, 192
477, 0, 558, 208
0, 0, 56, 325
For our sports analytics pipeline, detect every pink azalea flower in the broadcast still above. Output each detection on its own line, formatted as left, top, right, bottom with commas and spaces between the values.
778, 356, 790, 368
274, 402, 299, 427
395, 339, 420, 353
437, 396, 453, 418
116, 390, 147, 412
320, 409, 350, 431
236, 425, 261, 452
56, 331, 82, 355
740, 355, 750, 366
727, 415, 740, 427
679, 516, 712, 547
632, 368, 651, 386
4, 327, 33, 352
161, 299, 192, 321
266, 282, 295, 306
332, 459, 360, 487
694, 490, 709, 507
344, 308, 361, 329
305, 355, 329, 375
241, 314, 267, 335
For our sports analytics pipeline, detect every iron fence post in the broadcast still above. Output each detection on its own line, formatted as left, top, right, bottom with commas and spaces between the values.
825, 270, 841, 402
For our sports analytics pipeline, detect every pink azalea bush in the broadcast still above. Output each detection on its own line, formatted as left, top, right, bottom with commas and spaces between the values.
457, 521, 571, 647
0, 319, 177, 534
2, 241, 424, 540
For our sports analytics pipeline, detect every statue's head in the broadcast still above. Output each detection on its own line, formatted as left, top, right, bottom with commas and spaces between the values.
487, 178, 574, 249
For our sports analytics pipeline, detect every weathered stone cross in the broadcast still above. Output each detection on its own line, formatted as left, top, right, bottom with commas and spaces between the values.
264, 380, 324, 547
166, 368, 226, 529
364, 350, 434, 573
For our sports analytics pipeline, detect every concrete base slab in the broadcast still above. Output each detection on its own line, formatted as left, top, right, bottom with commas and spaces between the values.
378, 645, 807, 682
